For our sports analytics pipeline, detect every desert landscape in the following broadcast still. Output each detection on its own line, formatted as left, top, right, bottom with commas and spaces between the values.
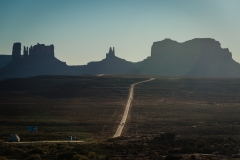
0, 75, 148, 141
1, 75, 240, 159
1, 1, 240, 159
126, 77, 240, 137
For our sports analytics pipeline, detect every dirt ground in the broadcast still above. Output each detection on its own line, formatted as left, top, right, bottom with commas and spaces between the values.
124, 78, 240, 138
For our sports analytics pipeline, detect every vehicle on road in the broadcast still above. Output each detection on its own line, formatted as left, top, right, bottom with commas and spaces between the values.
67, 136, 77, 140
9, 134, 20, 142
67, 136, 72, 140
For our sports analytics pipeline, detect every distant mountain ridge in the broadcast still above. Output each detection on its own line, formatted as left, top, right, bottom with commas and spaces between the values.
0, 38, 240, 80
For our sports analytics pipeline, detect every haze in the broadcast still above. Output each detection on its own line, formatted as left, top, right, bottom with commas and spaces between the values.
0, 0, 240, 65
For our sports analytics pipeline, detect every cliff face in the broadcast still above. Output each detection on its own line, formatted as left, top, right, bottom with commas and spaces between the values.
0, 43, 69, 80
135, 38, 240, 77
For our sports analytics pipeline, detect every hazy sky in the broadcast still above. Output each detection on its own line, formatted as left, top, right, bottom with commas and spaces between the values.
0, 0, 240, 65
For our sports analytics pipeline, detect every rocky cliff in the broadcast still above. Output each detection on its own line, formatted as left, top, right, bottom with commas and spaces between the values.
135, 38, 240, 77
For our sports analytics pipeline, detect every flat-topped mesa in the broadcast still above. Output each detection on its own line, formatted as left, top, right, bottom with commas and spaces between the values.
11, 42, 55, 62
29, 43, 54, 59
106, 47, 115, 59
151, 38, 232, 59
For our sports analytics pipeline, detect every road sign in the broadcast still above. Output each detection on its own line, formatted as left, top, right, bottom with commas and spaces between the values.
27, 126, 37, 132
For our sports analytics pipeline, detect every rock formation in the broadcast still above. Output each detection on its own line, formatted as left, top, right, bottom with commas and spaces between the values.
12, 42, 21, 62
23, 46, 28, 59
86, 47, 139, 74
135, 38, 240, 77
1, 38, 240, 80
0, 42, 69, 80
29, 43, 54, 59
106, 47, 115, 59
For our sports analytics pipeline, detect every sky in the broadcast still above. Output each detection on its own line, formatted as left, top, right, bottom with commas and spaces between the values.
0, 0, 240, 65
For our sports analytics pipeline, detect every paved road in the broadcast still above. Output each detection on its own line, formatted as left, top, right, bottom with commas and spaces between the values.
113, 78, 155, 138
4, 140, 84, 144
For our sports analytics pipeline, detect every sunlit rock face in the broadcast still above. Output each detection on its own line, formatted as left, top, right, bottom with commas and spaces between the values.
135, 38, 240, 77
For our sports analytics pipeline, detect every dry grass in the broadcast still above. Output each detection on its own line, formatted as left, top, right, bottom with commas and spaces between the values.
125, 78, 240, 137
0, 75, 148, 141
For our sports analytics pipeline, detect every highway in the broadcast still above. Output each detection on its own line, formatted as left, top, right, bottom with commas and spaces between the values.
113, 78, 155, 138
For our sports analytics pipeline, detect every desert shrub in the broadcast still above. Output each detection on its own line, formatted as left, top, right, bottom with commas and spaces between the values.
88, 152, 96, 159
2, 147, 26, 158
73, 154, 83, 160
204, 155, 212, 160
195, 139, 208, 148
63, 145, 73, 151
28, 147, 45, 154
0, 156, 6, 160
201, 147, 213, 154
14, 148, 29, 159
164, 155, 183, 160
190, 155, 196, 160
73, 154, 89, 160
58, 144, 67, 150
48, 146, 58, 154
81, 156, 90, 160
26, 154, 42, 160
222, 143, 230, 148
58, 151, 74, 160
1, 149, 10, 156
98, 154, 107, 160
168, 148, 182, 154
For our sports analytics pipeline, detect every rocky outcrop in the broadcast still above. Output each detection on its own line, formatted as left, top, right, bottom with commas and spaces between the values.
29, 43, 54, 59
12, 42, 21, 62
23, 46, 28, 59
135, 38, 240, 77
0, 43, 69, 80
0, 44, 139, 80
106, 47, 115, 59
1, 38, 240, 80
86, 47, 139, 74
